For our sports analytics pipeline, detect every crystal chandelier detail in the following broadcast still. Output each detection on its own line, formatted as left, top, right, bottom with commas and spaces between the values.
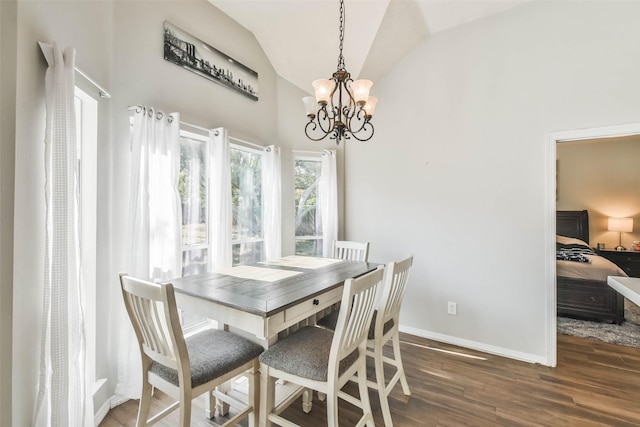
303, 0, 377, 145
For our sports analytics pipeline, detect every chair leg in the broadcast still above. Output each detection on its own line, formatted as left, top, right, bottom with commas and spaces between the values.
357, 362, 375, 427
392, 332, 411, 396
374, 340, 393, 427
248, 362, 259, 427
179, 392, 191, 427
137, 380, 153, 427
260, 364, 275, 427
326, 389, 340, 427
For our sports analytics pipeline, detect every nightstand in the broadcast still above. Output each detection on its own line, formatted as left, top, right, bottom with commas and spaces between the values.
596, 249, 640, 278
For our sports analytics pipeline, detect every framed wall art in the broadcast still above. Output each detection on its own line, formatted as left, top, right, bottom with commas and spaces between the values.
163, 21, 259, 101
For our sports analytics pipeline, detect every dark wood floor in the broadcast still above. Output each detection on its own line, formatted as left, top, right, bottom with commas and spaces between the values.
99, 332, 640, 426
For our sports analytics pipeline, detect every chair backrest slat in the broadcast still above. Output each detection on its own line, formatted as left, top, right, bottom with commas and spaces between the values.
380, 256, 413, 324
120, 274, 186, 371
333, 240, 370, 262
330, 266, 384, 369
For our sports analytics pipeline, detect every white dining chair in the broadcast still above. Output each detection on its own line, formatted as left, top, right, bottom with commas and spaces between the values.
258, 266, 384, 427
317, 256, 413, 427
333, 240, 370, 262
119, 273, 264, 427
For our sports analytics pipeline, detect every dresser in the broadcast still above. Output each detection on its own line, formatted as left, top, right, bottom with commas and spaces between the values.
596, 249, 640, 278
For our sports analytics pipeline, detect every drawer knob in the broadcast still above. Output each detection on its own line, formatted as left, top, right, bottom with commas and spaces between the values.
313, 299, 320, 305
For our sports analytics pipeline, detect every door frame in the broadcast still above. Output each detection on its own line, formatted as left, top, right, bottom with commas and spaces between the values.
546, 122, 640, 366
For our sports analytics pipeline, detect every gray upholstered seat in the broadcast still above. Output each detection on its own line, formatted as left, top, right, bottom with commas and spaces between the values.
258, 326, 358, 382
151, 329, 263, 388
317, 309, 394, 339
258, 266, 384, 427
120, 273, 263, 427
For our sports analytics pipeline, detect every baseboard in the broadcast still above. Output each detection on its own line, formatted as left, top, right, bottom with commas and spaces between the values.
94, 399, 110, 426
398, 324, 550, 366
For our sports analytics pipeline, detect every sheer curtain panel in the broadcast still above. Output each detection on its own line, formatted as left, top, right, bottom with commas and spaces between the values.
115, 106, 182, 399
34, 42, 93, 427
319, 150, 338, 257
209, 128, 232, 271
263, 145, 282, 260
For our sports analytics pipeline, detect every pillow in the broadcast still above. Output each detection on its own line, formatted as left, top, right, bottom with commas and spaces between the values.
556, 235, 590, 247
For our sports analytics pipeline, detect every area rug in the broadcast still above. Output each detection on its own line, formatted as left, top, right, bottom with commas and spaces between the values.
557, 299, 640, 348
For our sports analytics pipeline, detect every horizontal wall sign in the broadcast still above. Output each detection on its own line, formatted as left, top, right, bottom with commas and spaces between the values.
163, 21, 259, 101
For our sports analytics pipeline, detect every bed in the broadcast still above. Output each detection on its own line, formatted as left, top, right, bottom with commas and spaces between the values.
556, 210, 626, 323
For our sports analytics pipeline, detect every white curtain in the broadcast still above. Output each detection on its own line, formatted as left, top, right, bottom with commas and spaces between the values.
263, 145, 282, 260
319, 150, 338, 257
34, 42, 93, 427
115, 106, 182, 399
209, 128, 232, 271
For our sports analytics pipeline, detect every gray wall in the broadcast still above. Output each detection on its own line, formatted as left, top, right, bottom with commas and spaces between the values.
344, 0, 640, 361
1, 0, 17, 424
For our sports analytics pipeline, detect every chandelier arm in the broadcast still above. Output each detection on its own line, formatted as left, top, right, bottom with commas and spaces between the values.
345, 122, 374, 142
305, 120, 334, 142
344, 108, 369, 134
316, 106, 336, 135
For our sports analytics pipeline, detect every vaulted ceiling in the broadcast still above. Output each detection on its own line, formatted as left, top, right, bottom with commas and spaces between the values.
208, 0, 531, 94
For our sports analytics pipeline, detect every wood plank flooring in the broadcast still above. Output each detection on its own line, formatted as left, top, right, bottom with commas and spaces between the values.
99, 332, 640, 426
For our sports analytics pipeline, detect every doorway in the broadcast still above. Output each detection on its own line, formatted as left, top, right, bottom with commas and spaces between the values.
547, 122, 640, 366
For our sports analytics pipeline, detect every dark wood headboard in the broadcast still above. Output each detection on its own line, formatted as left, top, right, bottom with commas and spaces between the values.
556, 210, 589, 243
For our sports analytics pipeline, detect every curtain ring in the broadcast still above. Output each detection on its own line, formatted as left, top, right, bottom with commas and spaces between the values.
168, 115, 174, 124
147, 109, 153, 118
156, 111, 164, 121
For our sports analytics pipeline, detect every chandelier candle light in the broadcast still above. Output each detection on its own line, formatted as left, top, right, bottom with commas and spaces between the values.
303, 0, 377, 144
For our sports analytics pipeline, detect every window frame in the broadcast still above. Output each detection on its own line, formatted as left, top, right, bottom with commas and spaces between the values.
293, 152, 323, 256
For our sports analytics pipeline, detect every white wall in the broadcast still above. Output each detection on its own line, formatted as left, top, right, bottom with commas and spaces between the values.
345, 0, 640, 362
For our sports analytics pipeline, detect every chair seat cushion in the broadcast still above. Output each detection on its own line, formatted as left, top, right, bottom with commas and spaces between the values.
151, 329, 263, 388
317, 309, 394, 339
259, 326, 359, 382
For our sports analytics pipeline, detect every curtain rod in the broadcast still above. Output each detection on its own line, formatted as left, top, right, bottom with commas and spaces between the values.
37, 42, 111, 99
127, 105, 264, 149
229, 136, 264, 150
75, 67, 111, 98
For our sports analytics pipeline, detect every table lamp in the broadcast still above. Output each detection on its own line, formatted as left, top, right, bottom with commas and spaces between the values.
608, 217, 633, 251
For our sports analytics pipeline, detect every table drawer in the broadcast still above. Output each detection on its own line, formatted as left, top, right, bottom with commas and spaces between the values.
284, 287, 342, 323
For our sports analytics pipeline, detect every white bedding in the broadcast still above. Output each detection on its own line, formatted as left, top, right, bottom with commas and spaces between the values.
556, 235, 627, 281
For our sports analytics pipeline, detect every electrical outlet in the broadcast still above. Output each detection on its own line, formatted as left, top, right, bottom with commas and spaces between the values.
447, 301, 457, 315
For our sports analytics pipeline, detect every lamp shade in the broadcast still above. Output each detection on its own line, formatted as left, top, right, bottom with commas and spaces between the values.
312, 79, 334, 104
302, 96, 317, 117
608, 217, 633, 233
362, 96, 378, 118
351, 79, 373, 104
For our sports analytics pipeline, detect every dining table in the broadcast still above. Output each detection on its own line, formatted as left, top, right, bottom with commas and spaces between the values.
170, 255, 379, 425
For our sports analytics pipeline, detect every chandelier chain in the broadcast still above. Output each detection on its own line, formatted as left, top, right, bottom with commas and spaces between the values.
337, 0, 345, 71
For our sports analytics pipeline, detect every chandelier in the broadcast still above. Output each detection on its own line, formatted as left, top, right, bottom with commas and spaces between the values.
303, 0, 377, 144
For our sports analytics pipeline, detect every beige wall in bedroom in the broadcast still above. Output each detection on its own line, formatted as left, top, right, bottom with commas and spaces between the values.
557, 135, 640, 248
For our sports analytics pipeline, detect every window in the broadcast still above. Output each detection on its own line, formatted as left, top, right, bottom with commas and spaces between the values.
231, 145, 264, 265
75, 87, 100, 392
179, 136, 265, 270
179, 132, 208, 277
294, 155, 322, 256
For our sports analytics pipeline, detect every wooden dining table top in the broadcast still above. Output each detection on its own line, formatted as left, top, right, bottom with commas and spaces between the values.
171, 256, 379, 318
